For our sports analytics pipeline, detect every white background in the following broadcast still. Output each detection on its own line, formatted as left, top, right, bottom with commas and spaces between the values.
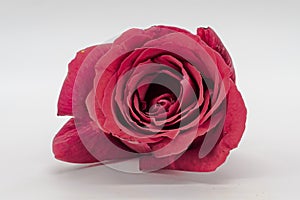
1, 0, 300, 199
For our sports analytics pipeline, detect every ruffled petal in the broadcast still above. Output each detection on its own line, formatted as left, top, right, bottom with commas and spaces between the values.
155, 25, 201, 43
52, 118, 98, 163
57, 44, 111, 117
57, 46, 96, 116
197, 27, 235, 81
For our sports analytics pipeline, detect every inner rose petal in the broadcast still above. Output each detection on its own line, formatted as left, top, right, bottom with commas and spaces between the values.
118, 68, 182, 134
117, 64, 181, 116
126, 64, 202, 128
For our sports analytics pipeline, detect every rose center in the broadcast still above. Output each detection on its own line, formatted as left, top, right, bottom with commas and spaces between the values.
141, 84, 177, 115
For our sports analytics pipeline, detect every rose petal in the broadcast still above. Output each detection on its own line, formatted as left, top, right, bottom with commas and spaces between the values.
57, 44, 111, 117
85, 90, 98, 122
113, 28, 145, 45
221, 81, 247, 149
52, 118, 98, 163
151, 127, 198, 158
155, 25, 201, 43
121, 140, 152, 153
152, 54, 183, 73
57, 46, 96, 116
114, 26, 178, 47
197, 27, 235, 81
73, 44, 113, 120
53, 118, 135, 163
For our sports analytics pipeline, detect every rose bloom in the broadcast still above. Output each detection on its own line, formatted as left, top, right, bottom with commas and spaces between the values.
53, 25, 247, 172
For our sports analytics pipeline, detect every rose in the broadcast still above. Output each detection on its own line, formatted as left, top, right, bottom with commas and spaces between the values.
53, 25, 247, 172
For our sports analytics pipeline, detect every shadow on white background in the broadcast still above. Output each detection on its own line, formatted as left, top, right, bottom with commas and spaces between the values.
52, 152, 266, 185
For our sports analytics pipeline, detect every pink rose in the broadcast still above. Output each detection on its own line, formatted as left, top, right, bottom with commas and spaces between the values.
53, 25, 247, 172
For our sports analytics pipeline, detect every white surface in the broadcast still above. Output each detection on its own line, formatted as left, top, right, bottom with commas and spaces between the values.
1, 0, 300, 199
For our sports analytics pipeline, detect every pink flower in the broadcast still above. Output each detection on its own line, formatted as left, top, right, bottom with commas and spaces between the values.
53, 25, 247, 172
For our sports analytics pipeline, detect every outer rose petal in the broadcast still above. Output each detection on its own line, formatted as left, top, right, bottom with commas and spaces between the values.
197, 27, 235, 81
155, 25, 201, 43
57, 44, 111, 116
53, 118, 98, 163
53, 118, 134, 163
57, 46, 96, 116
140, 80, 246, 172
